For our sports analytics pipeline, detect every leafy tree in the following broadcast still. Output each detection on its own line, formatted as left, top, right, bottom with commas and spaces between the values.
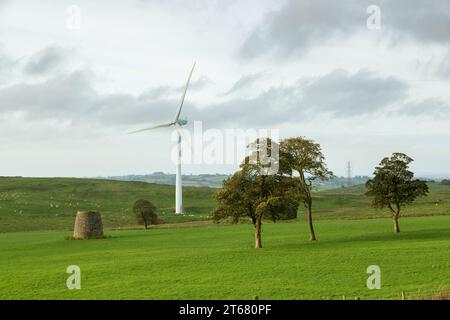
132, 199, 158, 229
365, 153, 429, 233
212, 139, 299, 248
280, 137, 333, 241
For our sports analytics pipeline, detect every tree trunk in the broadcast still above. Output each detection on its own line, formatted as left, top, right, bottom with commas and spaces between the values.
392, 215, 400, 233
142, 213, 148, 230
307, 200, 316, 241
254, 217, 262, 249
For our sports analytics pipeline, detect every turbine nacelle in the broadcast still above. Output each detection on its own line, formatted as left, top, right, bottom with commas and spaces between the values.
177, 119, 188, 127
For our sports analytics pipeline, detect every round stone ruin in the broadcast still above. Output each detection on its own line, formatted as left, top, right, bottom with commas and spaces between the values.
73, 211, 104, 239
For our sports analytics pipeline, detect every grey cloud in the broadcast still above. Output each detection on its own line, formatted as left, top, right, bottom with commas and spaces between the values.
0, 49, 17, 84
397, 98, 450, 119
0, 70, 96, 120
0, 69, 184, 127
299, 69, 408, 117
24, 46, 69, 75
198, 69, 408, 127
0, 66, 411, 130
0, 53, 11, 78
198, 86, 301, 128
385, 0, 450, 44
168, 76, 211, 97
240, 0, 450, 59
139, 86, 172, 100
221, 73, 263, 96
93, 93, 179, 126
437, 51, 450, 80
240, 0, 369, 59
188, 75, 211, 91
151, 0, 237, 12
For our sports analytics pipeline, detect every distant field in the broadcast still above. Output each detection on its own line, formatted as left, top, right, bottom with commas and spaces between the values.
314, 183, 450, 220
0, 177, 215, 232
106, 173, 230, 188
0, 177, 449, 232
0, 216, 449, 299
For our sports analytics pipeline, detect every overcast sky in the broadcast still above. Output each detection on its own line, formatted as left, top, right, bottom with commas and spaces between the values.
1, 0, 449, 178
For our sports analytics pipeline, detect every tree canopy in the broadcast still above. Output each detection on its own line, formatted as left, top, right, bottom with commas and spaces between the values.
133, 199, 158, 230
280, 137, 333, 240
212, 138, 300, 248
365, 153, 429, 233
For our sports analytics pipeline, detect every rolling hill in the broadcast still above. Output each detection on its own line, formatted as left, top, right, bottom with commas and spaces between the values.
0, 177, 215, 232
0, 177, 449, 232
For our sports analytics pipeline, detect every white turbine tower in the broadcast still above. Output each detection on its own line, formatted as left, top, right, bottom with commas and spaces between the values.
129, 63, 196, 215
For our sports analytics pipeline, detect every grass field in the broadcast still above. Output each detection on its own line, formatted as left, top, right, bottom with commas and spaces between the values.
1, 177, 448, 300
0, 215, 449, 300
0, 177, 215, 232
1, 177, 449, 232
314, 183, 450, 220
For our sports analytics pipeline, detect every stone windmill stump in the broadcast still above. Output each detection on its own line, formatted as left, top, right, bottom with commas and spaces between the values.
73, 211, 104, 239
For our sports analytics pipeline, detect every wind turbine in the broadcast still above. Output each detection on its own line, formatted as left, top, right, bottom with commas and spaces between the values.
129, 62, 196, 215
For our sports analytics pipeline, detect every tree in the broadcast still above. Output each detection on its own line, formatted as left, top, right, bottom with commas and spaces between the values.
212, 139, 300, 248
132, 200, 158, 229
365, 153, 429, 233
280, 137, 333, 241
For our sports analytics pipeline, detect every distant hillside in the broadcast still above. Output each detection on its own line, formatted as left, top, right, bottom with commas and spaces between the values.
1, 177, 449, 233
315, 176, 371, 190
0, 177, 216, 232
103, 172, 371, 190
104, 172, 230, 188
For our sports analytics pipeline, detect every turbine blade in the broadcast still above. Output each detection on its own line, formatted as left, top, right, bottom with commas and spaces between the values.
128, 121, 174, 134
174, 62, 196, 122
